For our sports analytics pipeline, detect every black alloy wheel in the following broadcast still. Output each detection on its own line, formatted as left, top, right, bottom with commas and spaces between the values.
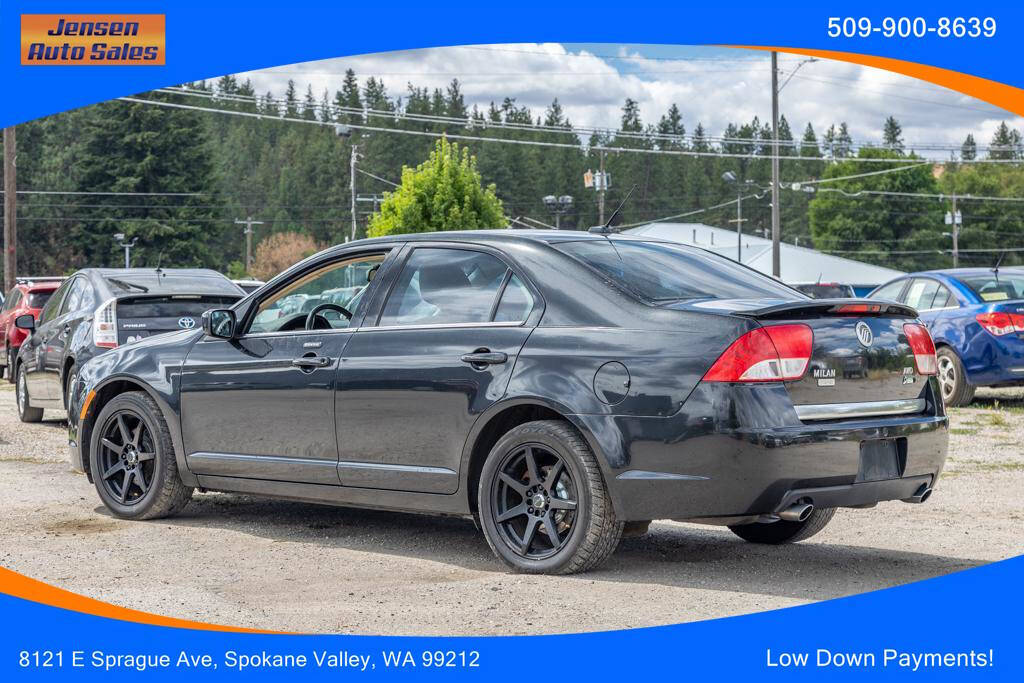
491, 444, 579, 560
97, 410, 157, 505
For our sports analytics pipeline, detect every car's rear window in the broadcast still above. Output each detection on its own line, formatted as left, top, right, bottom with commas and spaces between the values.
552, 239, 800, 302
104, 274, 240, 296
27, 291, 54, 308
956, 274, 1024, 302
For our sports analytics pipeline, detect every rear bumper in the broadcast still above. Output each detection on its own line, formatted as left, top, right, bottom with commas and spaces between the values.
574, 380, 948, 522
960, 331, 1024, 385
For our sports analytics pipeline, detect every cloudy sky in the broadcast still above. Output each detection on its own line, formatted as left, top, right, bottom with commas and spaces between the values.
234, 44, 1022, 158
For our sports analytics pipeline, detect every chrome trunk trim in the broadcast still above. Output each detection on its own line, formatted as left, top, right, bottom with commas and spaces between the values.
794, 398, 926, 421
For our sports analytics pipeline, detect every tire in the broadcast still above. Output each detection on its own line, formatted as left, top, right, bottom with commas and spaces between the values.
478, 420, 623, 574
936, 346, 975, 407
16, 364, 44, 423
729, 507, 837, 545
63, 365, 77, 412
89, 391, 193, 520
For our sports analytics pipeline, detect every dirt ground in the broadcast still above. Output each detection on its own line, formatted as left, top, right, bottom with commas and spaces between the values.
0, 381, 1021, 635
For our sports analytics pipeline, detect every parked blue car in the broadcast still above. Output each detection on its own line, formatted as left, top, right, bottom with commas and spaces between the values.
868, 268, 1024, 406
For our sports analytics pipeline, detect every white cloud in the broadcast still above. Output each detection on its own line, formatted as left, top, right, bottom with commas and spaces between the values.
233, 43, 1024, 158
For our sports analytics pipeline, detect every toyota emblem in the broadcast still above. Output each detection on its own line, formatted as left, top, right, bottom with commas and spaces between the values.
178, 316, 196, 330
855, 321, 873, 348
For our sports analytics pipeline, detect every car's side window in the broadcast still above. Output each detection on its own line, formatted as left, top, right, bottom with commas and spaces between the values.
59, 277, 86, 315
929, 284, 958, 311
2, 289, 19, 312
903, 278, 939, 311
246, 252, 388, 335
378, 248, 512, 327
493, 274, 534, 323
38, 281, 70, 324
870, 280, 906, 301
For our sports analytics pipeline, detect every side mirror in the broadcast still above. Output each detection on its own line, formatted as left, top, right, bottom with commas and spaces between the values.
202, 309, 236, 339
14, 314, 35, 331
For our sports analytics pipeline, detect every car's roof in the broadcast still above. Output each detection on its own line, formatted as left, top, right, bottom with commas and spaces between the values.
78, 268, 243, 296
908, 268, 1022, 278
337, 228, 675, 249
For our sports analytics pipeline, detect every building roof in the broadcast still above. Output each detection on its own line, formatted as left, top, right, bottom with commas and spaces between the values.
624, 222, 904, 286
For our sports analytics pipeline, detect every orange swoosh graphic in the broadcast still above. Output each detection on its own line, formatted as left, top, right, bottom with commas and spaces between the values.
732, 45, 1024, 117
0, 566, 284, 633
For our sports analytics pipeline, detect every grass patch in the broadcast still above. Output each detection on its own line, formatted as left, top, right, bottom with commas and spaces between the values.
984, 413, 1011, 428
950, 427, 979, 436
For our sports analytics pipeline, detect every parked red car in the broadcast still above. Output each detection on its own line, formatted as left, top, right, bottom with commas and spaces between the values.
0, 277, 63, 380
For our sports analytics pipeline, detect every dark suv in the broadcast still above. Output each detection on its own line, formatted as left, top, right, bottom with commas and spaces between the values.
13, 268, 243, 422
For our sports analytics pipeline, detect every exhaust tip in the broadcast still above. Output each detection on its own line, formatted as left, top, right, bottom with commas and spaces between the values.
778, 502, 814, 522
901, 484, 933, 504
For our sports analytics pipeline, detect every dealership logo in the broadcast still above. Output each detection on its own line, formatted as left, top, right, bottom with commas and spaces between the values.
855, 321, 873, 348
21, 14, 165, 65
178, 317, 196, 330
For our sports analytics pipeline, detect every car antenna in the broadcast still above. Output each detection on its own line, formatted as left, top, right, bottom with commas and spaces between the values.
589, 184, 637, 234
992, 250, 1006, 280
155, 251, 164, 274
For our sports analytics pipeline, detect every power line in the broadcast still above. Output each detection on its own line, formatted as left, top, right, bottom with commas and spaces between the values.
163, 86, 1014, 153
122, 95, 1018, 165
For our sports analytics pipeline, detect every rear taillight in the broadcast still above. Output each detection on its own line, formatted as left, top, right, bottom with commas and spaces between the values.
93, 298, 118, 348
703, 324, 813, 383
835, 303, 882, 314
975, 311, 1024, 336
903, 323, 937, 375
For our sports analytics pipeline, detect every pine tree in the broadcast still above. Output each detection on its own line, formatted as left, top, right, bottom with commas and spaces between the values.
883, 116, 904, 151
989, 122, 1021, 160
283, 80, 299, 118
961, 133, 977, 161
71, 93, 228, 268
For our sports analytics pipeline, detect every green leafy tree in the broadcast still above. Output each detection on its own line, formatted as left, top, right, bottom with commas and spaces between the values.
809, 147, 941, 270
368, 137, 505, 237
961, 133, 977, 161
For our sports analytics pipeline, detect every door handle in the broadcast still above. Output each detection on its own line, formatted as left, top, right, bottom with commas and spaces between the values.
291, 356, 331, 368
461, 350, 508, 365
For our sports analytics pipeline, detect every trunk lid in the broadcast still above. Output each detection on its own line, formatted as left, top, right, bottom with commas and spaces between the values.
115, 294, 241, 345
670, 297, 928, 410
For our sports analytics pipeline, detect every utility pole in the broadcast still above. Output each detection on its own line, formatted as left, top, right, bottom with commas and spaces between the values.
3, 126, 15, 292
597, 149, 606, 225
235, 217, 264, 273
770, 51, 781, 278
946, 194, 961, 267
350, 145, 360, 241
731, 188, 745, 261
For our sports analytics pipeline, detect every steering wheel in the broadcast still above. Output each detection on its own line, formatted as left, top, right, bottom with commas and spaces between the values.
305, 302, 352, 330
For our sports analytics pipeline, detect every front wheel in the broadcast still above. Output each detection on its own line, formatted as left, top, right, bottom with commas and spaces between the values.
936, 347, 975, 407
16, 365, 43, 423
729, 508, 837, 544
90, 391, 193, 520
478, 420, 623, 574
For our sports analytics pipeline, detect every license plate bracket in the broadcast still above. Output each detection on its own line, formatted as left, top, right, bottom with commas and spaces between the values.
857, 438, 906, 482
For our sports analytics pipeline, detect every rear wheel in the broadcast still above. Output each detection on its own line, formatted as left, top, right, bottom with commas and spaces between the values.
478, 420, 623, 574
90, 392, 193, 520
937, 347, 975, 407
16, 364, 43, 423
729, 508, 836, 544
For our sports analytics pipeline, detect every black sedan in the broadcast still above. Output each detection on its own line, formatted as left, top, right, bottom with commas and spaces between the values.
68, 232, 948, 574
14, 268, 243, 422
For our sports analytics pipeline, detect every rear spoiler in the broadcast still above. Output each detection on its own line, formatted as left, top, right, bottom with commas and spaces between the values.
734, 298, 920, 320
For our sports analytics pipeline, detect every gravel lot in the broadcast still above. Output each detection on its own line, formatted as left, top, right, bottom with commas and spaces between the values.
1, 381, 1021, 635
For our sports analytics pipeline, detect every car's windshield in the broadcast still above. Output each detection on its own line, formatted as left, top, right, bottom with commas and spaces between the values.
552, 239, 801, 302
956, 273, 1024, 302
